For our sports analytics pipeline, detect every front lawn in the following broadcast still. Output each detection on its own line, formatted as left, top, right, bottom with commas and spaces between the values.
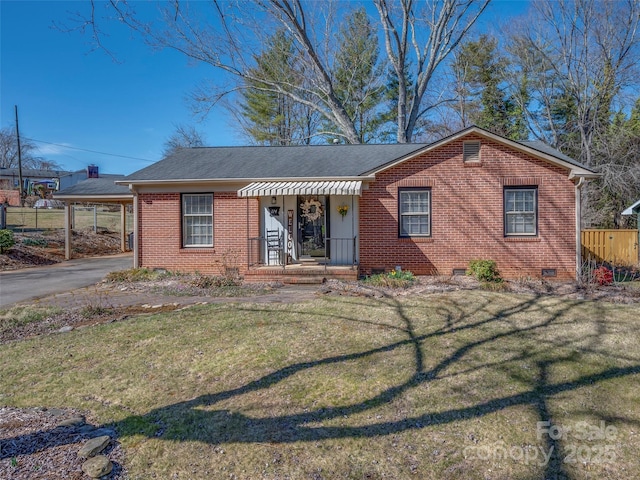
1, 291, 639, 479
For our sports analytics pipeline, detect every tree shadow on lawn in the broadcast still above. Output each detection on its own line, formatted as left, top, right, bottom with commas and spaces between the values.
3, 293, 639, 479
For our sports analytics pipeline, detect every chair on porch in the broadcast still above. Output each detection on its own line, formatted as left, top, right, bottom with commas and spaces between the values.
266, 229, 283, 265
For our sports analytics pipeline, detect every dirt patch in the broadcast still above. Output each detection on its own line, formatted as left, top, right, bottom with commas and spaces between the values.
0, 229, 123, 271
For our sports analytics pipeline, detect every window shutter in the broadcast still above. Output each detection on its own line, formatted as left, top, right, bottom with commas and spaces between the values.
463, 141, 481, 163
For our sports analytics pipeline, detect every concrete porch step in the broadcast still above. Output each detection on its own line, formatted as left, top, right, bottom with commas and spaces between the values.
244, 266, 358, 284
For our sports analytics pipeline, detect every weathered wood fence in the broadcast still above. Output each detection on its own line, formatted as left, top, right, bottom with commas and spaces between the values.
581, 229, 639, 266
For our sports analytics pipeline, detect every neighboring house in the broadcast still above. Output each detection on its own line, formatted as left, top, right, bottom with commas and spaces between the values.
622, 199, 640, 261
0, 164, 106, 205
116, 126, 599, 281
0, 167, 72, 203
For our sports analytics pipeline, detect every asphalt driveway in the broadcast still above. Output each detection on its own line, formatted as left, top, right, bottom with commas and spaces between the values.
0, 254, 133, 307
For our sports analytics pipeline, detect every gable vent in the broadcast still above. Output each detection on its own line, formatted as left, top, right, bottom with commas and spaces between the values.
463, 141, 481, 163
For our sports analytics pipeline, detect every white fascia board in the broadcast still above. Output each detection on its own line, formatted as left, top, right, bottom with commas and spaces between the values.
115, 176, 375, 187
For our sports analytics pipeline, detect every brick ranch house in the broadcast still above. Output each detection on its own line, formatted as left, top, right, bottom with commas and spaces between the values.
113, 126, 599, 282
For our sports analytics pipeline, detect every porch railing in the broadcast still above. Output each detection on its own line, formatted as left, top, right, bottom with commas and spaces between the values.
247, 235, 357, 270
324, 236, 358, 268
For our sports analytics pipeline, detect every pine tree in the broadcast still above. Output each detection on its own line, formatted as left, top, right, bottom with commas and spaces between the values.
452, 35, 525, 140
329, 8, 387, 143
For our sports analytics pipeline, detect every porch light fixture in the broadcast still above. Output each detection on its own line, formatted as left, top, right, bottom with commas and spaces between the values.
271, 196, 277, 205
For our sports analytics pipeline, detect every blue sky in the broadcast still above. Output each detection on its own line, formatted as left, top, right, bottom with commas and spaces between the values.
1, 0, 530, 175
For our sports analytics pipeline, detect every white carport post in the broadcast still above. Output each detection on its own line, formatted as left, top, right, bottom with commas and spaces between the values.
120, 203, 127, 253
132, 188, 139, 268
64, 203, 72, 260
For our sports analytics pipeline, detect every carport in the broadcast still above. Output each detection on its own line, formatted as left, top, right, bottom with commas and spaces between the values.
54, 177, 133, 260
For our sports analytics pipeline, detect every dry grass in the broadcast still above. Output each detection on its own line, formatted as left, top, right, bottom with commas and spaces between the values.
0, 291, 639, 479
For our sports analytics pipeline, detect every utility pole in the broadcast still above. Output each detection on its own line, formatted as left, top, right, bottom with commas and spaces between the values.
15, 105, 25, 206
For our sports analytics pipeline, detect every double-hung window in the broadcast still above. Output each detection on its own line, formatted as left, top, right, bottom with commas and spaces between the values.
182, 194, 213, 247
504, 187, 537, 236
399, 188, 431, 237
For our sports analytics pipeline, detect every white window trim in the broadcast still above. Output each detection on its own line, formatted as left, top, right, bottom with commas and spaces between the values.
504, 187, 537, 236
399, 188, 431, 237
182, 193, 214, 247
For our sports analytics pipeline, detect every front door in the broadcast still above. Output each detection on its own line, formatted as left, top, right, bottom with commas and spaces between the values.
298, 195, 329, 258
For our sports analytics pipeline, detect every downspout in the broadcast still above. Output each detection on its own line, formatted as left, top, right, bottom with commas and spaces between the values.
246, 197, 250, 270
575, 177, 585, 279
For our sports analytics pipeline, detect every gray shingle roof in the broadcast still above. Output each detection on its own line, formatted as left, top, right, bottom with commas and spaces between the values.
121, 126, 596, 183
518, 140, 587, 169
123, 144, 428, 181
0, 167, 73, 178
55, 176, 131, 196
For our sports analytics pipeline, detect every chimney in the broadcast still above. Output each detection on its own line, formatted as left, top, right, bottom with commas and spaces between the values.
87, 164, 99, 178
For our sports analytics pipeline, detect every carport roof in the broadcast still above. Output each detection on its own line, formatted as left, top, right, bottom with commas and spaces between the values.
54, 176, 132, 201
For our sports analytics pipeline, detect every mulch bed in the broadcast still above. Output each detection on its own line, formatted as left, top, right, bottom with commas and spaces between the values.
0, 406, 125, 480
0, 230, 122, 272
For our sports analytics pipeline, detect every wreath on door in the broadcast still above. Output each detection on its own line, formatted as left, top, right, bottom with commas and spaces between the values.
300, 198, 323, 222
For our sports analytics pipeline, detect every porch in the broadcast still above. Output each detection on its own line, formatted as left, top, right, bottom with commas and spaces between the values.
245, 235, 359, 284
238, 180, 362, 283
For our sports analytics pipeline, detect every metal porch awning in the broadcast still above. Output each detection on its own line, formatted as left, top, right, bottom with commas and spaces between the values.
238, 180, 362, 197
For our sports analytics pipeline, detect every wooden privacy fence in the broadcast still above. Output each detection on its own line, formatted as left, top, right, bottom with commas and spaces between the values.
581, 229, 639, 266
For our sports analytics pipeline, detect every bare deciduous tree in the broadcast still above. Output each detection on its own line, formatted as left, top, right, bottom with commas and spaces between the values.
0, 126, 52, 170
507, 0, 640, 166
374, 0, 490, 142
163, 124, 207, 156
71, 0, 490, 144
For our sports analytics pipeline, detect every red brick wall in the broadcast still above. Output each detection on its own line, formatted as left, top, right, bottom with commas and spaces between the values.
0, 190, 20, 206
137, 192, 259, 274
359, 134, 577, 279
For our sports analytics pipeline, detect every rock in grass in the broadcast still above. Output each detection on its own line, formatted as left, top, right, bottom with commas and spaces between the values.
82, 455, 113, 478
78, 435, 110, 458
58, 415, 85, 427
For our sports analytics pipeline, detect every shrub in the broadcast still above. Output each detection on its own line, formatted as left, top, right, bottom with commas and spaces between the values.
467, 259, 502, 283
22, 237, 48, 248
0, 229, 15, 253
363, 269, 416, 288
105, 268, 164, 283
190, 274, 242, 289
593, 266, 614, 286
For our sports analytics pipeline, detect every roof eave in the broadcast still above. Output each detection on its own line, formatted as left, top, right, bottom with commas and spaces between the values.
568, 171, 603, 180
622, 199, 640, 216
116, 175, 376, 187
53, 194, 133, 202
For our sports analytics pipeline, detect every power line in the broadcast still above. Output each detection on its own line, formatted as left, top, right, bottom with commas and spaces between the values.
26, 137, 157, 163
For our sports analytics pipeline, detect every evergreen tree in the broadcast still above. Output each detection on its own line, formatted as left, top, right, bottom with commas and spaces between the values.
452, 35, 526, 140
238, 30, 312, 145
328, 8, 387, 143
